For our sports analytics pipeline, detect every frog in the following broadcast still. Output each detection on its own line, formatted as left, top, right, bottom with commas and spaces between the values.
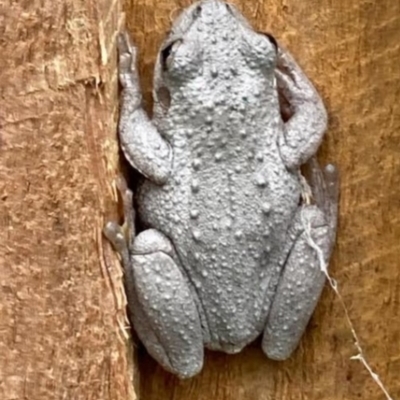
104, 0, 339, 378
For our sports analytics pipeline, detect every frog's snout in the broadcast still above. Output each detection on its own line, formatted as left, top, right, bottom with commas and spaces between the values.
197, 0, 231, 17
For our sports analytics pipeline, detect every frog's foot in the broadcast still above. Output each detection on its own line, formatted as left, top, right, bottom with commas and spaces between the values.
306, 157, 339, 236
118, 30, 141, 94
262, 161, 339, 360
104, 176, 135, 266
128, 229, 204, 378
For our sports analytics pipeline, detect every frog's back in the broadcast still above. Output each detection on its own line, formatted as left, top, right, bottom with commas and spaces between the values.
137, 121, 301, 351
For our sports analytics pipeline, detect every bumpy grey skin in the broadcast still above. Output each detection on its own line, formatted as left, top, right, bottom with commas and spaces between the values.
104, 0, 339, 378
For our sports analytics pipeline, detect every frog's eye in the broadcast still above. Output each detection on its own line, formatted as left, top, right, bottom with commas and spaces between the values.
193, 3, 202, 18
257, 32, 278, 52
161, 39, 183, 71
160, 38, 203, 79
225, 2, 235, 14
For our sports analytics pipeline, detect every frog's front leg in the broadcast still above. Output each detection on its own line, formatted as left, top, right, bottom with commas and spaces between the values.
276, 47, 328, 169
104, 180, 203, 378
118, 31, 172, 184
262, 160, 339, 360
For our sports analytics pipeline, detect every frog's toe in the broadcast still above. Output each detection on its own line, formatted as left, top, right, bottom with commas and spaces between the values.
323, 163, 339, 203
117, 30, 137, 61
103, 221, 126, 253
306, 158, 339, 210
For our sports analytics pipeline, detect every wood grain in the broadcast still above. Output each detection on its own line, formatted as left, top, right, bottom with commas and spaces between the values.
0, 0, 137, 399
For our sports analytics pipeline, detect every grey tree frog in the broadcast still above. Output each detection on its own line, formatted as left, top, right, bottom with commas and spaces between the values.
105, 0, 339, 378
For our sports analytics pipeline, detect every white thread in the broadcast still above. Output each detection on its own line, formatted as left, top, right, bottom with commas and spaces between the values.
301, 210, 394, 400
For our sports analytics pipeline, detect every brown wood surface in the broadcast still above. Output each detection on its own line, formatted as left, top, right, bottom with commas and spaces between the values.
1, 0, 399, 399
0, 0, 138, 399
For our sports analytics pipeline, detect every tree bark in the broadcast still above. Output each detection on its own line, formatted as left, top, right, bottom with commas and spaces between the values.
1, 0, 399, 400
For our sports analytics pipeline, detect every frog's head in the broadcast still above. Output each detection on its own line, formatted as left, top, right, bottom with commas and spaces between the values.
154, 0, 278, 107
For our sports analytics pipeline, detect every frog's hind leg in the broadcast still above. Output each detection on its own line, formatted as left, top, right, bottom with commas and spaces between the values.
104, 179, 203, 378
262, 159, 339, 360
